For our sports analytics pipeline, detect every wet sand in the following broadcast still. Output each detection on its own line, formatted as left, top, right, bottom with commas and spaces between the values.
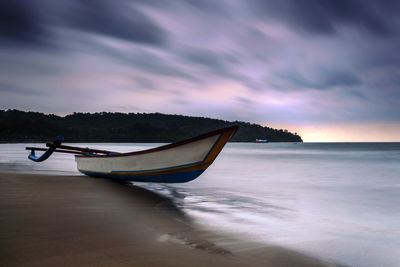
0, 173, 339, 266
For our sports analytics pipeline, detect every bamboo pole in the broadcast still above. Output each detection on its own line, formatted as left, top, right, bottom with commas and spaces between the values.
45, 143, 117, 154
25, 147, 87, 155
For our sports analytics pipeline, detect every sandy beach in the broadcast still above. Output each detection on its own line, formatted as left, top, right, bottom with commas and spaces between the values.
0, 173, 339, 267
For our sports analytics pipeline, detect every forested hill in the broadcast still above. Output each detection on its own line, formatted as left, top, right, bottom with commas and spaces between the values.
0, 110, 302, 143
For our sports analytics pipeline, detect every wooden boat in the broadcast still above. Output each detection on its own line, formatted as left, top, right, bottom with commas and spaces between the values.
26, 126, 238, 183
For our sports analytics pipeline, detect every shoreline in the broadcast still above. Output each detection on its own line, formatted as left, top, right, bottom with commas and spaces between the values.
0, 172, 339, 266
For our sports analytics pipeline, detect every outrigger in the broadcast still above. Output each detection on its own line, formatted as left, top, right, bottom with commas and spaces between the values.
26, 126, 238, 183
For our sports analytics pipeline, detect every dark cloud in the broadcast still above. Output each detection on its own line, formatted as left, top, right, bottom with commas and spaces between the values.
358, 42, 400, 69
182, 0, 224, 12
0, 1, 48, 45
65, 0, 167, 45
103, 47, 198, 81
136, 0, 226, 15
133, 76, 156, 90
322, 71, 361, 88
0, 82, 42, 96
281, 69, 362, 90
0, 0, 168, 47
179, 47, 236, 78
346, 89, 368, 100
251, 0, 400, 36
182, 48, 225, 69
235, 96, 254, 104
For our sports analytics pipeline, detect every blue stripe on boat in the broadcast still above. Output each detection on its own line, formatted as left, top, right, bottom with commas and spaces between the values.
79, 169, 204, 183
111, 161, 202, 173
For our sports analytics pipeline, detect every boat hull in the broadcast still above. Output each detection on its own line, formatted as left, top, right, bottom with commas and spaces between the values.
75, 126, 238, 183
79, 169, 204, 183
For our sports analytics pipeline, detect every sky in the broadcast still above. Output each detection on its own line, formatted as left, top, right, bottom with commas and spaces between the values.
1, 0, 399, 142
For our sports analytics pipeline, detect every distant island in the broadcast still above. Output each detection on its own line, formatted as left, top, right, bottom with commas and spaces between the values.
0, 110, 302, 143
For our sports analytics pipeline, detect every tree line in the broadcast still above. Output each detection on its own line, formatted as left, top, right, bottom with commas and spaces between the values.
0, 110, 302, 143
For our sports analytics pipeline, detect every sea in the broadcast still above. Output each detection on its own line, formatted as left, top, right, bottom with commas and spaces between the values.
1, 142, 399, 267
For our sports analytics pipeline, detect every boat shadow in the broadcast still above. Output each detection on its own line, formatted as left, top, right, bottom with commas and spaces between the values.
107, 179, 191, 223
